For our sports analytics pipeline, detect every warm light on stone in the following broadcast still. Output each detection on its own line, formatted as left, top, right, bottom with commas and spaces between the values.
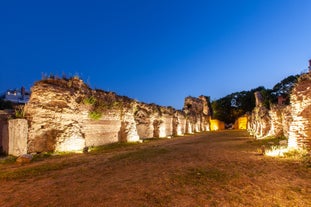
55, 135, 85, 152
159, 124, 167, 138
210, 119, 225, 131
234, 116, 248, 130
265, 147, 289, 157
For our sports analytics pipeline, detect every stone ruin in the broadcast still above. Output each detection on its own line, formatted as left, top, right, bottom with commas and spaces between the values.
0, 77, 212, 156
248, 72, 311, 151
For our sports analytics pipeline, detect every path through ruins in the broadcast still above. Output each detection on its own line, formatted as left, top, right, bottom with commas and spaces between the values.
0, 130, 311, 206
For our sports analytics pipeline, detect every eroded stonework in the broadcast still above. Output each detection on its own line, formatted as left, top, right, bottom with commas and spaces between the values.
23, 77, 212, 153
248, 73, 311, 150
288, 74, 311, 149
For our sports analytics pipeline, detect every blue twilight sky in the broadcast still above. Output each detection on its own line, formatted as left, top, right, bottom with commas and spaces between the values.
0, 0, 311, 109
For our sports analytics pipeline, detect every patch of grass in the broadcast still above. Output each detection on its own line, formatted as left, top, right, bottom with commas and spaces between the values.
142, 138, 168, 143
0, 156, 17, 164
283, 148, 308, 159
173, 167, 230, 187
143, 192, 172, 207
89, 142, 140, 153
0, 160, 85, 180
248, 136, 287, 148
88, 110, 102, 120
83, 96, 96, 105
110, 148, 169, 162
31, 152, 53, 162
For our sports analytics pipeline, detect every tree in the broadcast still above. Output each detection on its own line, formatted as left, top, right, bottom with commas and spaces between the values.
0, 99, 13, 110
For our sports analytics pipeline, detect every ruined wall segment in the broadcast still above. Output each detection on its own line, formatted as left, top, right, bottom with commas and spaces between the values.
1, 119, 28, 156
288, 74, 311, 149
24, 77, 211, 153
183, 96, 211, 133
248, 72, 311, 151
248, 94, 289, 139
25, 78, 90, 153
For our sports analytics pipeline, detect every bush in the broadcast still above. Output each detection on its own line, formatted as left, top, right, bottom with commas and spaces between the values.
89, 111, 102, 120
83, 96, 96, 105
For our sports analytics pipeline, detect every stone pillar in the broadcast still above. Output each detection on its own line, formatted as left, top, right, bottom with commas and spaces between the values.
2, 119, 28, 156
254, 92, 263, 106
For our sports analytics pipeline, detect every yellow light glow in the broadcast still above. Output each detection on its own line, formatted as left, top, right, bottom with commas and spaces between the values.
159, 124, 166, 138
236, 117, 247, 129
210, 119, 224, 131
265, 147, 289, 157
56, 135, 85, 152
177, 125, 183, 136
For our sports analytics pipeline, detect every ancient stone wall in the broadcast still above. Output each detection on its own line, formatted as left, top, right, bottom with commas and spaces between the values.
183, 96, 211, 133
23, 77, 211, 153
248, 73, 311, 150
288, 73, 311, 149
0, 111, 9, 153
1, 119, 28, 156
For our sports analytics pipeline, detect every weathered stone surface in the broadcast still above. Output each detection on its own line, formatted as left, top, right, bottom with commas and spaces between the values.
23, 77, 212, 153
173, 110, 186, 136
1, 119, 28, 156
25, 78, 89, 153
248, 73, 311, 151
288, 73, 311, 149
183, 96, 211, 133
248, 105, 271, 138
0, 110, 13, 154
254, 91, 264, 106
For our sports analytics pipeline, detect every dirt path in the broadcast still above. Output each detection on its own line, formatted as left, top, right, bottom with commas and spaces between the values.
0, 130, 311, 207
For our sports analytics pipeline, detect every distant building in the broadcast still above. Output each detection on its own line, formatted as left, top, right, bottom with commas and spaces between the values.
3, 87, 30, 104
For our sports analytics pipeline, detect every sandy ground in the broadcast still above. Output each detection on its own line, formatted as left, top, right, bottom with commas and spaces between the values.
0, 130, 311, 207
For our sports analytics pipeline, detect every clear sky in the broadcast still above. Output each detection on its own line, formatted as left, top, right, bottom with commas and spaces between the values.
0, 0, 310, 109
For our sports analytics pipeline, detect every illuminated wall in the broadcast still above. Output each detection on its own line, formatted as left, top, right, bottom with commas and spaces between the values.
210, 119, 225, 131
234, 116, 248, 130
23, 77, 212, 153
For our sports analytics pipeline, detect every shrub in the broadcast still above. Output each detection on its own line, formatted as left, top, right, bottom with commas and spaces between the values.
83, 96, 96, 105
14, 105, 25, 118
89, 111, 102, 120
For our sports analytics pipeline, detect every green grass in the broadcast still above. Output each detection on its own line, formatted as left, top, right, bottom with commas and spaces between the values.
247, 136, 287, 148
109, 148, 169, 162
89, 142, 140, 153
173, 167, 230, 187
0, 156, 17, 164
88, 111, 102, 120
83, 96, 96, 105
0, 160, 84, 180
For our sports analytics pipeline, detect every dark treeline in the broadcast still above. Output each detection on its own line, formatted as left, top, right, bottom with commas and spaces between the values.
211, 75, 300, 124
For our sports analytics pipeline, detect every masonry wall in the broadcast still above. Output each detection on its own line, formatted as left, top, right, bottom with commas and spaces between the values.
288, 74, 311, 149
23, 77, 212, 153
1, 119, 28, 156
248, 73, 311, 150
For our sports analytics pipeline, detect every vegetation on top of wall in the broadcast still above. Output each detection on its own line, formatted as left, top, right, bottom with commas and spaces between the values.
14, 105, 25, 118
83, 96, 97, 105
88, 110, 102, 120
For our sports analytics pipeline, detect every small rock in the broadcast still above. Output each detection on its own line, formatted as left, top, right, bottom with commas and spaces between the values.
16, 154, 33, 164
83, 147, 89, 153
279, 140, 288, 146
